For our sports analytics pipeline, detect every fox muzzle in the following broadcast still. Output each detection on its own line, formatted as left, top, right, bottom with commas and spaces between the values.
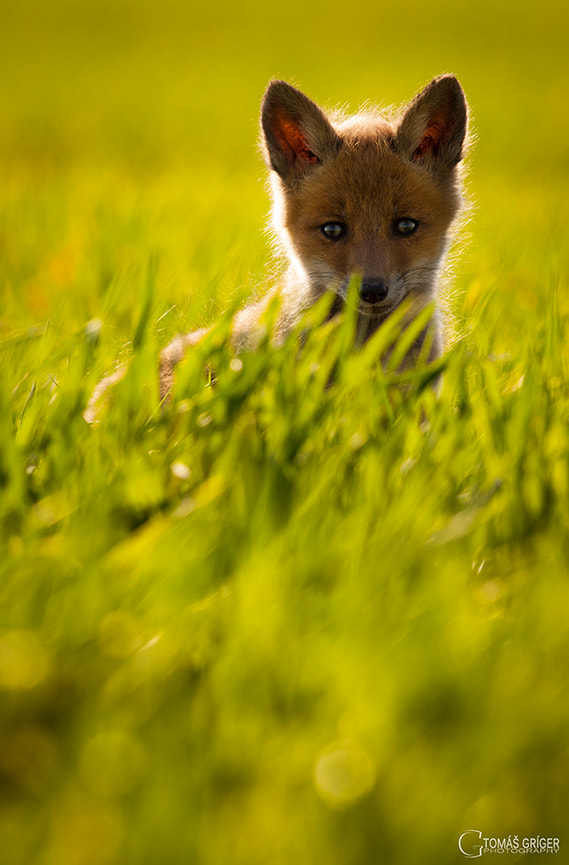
359, 280, 389, 305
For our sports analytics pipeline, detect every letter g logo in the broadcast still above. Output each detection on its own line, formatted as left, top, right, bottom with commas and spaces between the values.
459, 830, 483, 858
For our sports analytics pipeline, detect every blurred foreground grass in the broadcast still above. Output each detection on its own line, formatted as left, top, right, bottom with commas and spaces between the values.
1, 1, 569, 863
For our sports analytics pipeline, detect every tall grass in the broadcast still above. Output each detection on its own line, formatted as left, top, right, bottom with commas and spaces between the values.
1, 1, 569, 863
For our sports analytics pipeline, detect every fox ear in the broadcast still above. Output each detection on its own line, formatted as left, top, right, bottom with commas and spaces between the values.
395, 75, 468, 176
261, 81, 341, 183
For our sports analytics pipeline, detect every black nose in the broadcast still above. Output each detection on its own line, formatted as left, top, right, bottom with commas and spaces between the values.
360, 280, 388, 305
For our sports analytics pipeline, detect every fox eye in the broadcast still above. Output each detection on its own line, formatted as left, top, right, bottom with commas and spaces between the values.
321, 222, 346, 240
394, 218, 418, 236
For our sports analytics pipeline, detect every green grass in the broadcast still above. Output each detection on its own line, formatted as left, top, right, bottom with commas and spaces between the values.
2, 1, 569, 863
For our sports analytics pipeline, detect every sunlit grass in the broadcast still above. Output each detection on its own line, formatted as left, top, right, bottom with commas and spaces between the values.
1, 1, 569, 863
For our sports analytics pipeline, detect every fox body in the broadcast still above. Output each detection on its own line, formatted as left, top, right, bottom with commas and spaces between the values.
85, 75, 468, 418
159, 75, 468, 400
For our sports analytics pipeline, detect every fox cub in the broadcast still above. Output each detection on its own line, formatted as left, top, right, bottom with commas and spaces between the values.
86, 74, 468, 417
159, 74, 468, 399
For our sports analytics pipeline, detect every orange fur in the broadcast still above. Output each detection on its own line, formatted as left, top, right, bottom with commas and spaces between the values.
85, 75, 470, 419
160, 75, 468, 400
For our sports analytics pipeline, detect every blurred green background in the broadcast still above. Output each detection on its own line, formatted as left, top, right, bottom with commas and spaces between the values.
1, 1, 569, 864
2, 0, 569, 339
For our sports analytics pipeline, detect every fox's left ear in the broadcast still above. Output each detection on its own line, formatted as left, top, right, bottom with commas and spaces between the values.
261, 80, 341, 185
395, 75, 468, 176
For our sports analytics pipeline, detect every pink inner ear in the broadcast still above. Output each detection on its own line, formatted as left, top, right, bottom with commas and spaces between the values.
276, 117, 319, 166
413, 119, 446, 161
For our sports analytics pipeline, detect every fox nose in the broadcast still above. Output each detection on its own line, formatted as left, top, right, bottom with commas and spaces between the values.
360, 280, 388, 305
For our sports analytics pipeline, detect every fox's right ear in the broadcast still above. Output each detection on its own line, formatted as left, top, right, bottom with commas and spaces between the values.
261, 81, 341, 184
395, 74, 468, 177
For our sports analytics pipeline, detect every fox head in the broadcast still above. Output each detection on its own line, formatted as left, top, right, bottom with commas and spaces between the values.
261, 75, 468, 319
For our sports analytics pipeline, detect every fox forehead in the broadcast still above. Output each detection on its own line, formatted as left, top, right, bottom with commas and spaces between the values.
283, 127, 459, 230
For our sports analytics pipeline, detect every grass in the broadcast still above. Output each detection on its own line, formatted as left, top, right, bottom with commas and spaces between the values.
1, 1, 569, 863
